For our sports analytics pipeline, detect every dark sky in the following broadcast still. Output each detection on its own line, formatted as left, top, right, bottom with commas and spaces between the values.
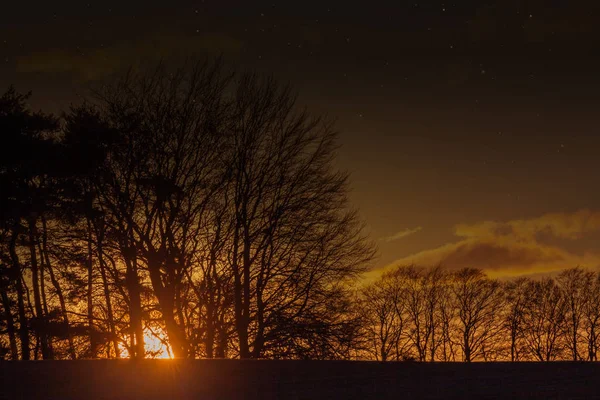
2, 1, 600, 278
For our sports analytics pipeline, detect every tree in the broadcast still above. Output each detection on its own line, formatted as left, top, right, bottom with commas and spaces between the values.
83, 60, 235, 358
385, 265, 445, 362
556, 267, 589, 361
522, 278, 567, 361
581, 271, 600, 361
225, 73, 375, 358
359, 271, 407, 361
502, 277, 530, 361
450, 268, 503, 362
0, 87, 62, 360
64, 59, 375, 360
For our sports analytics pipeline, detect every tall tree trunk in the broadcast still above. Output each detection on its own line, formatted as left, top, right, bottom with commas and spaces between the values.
45, 259, 76, 359
123, 244, 144, 359
39, 250, 49, 317
572, 315, 578, 361
147, 259, 186, 358
0, 285, 18, 359
37, 241, 53, 358
36, 228, 52, 359
203, 273, 216, 359
10, 228, 29, 360
511, 331, 516, 362
86, 217, 97, 358
215, 315, 228, 358
40, 217, 76, 359
463, 329, 471, 362
252, 291, 265, 358
589, 324, 597, 362
96, 233, 119, 358
242, 227, 252, 357
28, 217, 51, 359
204, 302, 215, 359
174, 270, 187, 357
232, 221, 250, 359
161, 305, 185, 358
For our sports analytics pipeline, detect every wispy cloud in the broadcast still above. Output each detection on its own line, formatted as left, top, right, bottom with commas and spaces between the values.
381, 226, 422, 243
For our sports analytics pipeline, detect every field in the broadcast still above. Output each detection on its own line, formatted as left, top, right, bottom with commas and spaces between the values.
2, 360, 599, 399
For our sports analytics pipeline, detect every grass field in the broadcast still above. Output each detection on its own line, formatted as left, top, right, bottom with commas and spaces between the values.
2, 360, 599, 399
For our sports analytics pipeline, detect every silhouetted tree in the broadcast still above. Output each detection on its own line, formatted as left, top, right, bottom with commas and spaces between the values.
581, 272, 600, 361
225, 73, 375, 358
59, 59, 375, 360
0, 87, 62, 359
450, 268, 503, 362
556, 267, 589, 361
359, 271, 406, 361
503, 277, 530, 361
522, 278, 567, 361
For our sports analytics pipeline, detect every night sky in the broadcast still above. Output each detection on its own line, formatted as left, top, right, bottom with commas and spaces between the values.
2, 1, 600, 278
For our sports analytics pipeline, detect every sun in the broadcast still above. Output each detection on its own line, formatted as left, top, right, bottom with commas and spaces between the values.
118, 328, 173, 359
144, 330, 173, 359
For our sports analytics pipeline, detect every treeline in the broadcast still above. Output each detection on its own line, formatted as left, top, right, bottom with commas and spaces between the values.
358, 265, 600, 362
0, 59, 374, 360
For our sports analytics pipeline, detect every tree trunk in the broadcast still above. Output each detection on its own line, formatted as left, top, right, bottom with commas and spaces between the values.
572, 316, 578, 361
86, 217, 97, 358
96, 235, 119, 358
146, 257, 186, 358
511, 332, 516, 362
215, 314, 228, 358
161, 306, 185, 358
252, 289, 265, 358
10, 228, 30, 360
28, 217, 51, 359
41, 217, 76, 359
0, 285, 18, 359
463, 330, 471, 362
232, 220, 250, 359
36, 240, 53, 358
123, 245, 144, 359
589, 324, 597, 362
204, 300, 215, 359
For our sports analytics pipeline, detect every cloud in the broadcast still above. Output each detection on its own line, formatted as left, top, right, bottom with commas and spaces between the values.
16, 32, 243, 81
378, 209, 600, 279
381, 226, 422, 243
455, 209, 600, 241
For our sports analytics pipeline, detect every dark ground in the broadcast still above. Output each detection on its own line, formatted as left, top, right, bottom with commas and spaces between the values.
1, 360, 599, 399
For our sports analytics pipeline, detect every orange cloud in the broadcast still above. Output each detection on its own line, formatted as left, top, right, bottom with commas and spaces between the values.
455, 209, 600, 241
376, 209, 600, 279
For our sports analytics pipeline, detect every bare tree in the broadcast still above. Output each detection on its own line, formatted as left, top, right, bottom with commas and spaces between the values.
581, 271, 600, 361
556, 267, 588, 361
521, 278, 567, 361
450, 268, 503, 362
89, 59, 234, 358
359, 271, 406, 361
437, 278, 457, 362
385, 266, 444, 361
225, 73, 375, 358
502, 277, 530, 361
63, 60, 375, 361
